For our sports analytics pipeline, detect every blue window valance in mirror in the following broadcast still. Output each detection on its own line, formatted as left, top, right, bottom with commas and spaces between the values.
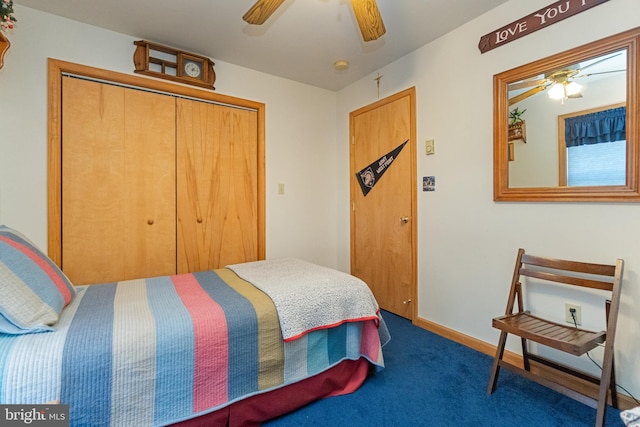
565, 106, 626, 147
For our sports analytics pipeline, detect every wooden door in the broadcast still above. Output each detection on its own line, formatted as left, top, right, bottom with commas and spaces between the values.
61, 77, 176, 284
350, 88, 416, 319
176, 98, 259, 272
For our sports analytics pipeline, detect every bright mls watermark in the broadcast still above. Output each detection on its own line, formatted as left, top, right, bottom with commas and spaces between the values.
1, 405, 69, 426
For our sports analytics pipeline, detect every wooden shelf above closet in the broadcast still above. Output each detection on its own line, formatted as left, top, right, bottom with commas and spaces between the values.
133, 40, 216, 90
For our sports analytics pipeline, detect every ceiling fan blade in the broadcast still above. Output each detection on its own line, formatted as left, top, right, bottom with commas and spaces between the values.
508, 85, 549, 106
578, 52, 623, 72
509, 78, 548, 91
351, 0, 386, 41
575, 69, 625, 78
243, 0, 286, 25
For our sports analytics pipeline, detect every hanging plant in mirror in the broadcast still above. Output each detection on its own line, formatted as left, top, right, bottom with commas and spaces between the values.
508, 108, 527, 143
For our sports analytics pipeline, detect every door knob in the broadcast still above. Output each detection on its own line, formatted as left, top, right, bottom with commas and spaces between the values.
400, 216, 409, 224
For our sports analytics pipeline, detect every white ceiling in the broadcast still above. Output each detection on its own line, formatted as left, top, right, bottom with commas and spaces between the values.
18, 0, 508, 91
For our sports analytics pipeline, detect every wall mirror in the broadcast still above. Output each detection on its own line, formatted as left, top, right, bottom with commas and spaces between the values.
493, 27, 640, 202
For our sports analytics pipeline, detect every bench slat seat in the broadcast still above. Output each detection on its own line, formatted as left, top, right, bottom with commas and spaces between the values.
492, 311, 605, 356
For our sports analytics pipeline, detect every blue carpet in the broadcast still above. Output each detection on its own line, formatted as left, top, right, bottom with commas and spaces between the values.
264, 310, 622, 426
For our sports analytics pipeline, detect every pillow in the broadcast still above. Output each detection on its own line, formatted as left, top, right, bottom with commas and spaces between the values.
0, 225, 76, 334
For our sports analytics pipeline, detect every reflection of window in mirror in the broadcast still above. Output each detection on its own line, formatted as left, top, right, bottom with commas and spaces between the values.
558, 103, 626, 186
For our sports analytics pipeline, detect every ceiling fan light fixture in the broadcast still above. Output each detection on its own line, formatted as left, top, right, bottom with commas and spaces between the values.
548, 83, 565, 99
565, 81, 582, 96
334, 60, 349, 71
548, 81, 583, 100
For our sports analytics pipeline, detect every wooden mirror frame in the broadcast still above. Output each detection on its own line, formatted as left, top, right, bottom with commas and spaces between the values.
493, 27, 640, 202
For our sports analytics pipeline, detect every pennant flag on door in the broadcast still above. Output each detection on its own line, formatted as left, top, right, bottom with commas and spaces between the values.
355, 140, 408, 196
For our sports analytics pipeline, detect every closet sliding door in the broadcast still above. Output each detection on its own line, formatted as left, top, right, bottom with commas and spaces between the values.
176, 98, 259, 272
49, 60, 266, 284
61, 76, 176, 285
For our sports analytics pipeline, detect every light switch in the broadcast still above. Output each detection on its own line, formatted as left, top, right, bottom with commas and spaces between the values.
425, 139, 435, 155
278, 183, 285, 195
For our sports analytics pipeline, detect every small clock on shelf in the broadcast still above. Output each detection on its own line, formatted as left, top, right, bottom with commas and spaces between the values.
133, 40, 216, 90
183, 58, 202, 78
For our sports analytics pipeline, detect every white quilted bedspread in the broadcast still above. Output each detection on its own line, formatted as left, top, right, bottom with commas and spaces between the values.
227, 258, 380, 341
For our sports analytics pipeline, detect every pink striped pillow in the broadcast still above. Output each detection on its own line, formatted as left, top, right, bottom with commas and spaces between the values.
0, 225, 76, 334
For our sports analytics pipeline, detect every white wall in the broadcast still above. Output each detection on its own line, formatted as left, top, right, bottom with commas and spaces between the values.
0, 5, 339, 268
337, 0, 640, 398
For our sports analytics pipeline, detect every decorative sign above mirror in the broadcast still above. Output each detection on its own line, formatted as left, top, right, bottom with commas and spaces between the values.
478, 0, 609, 54
493, 27, 640, 202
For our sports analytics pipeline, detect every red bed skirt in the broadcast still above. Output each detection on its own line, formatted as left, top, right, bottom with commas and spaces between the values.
170, 357, 371, 427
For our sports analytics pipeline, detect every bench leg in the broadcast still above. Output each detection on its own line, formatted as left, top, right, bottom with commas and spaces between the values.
609, 356, 618, 409
595, 344, 616, 427
487, 331, 508, 394
520, 337, 530, 371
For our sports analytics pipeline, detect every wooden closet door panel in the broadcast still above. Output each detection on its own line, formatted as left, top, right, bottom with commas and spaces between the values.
62, 77, 127, 284
62, 77, 176, 284
176, 99, 259, 273
123, 89, 177, 280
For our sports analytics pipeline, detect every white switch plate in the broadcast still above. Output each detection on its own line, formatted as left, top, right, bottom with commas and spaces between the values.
277, 183, 285, 195
425, 139, 435, 155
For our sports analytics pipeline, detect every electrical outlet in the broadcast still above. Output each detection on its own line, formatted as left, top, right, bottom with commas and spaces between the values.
565, 303, 582, 326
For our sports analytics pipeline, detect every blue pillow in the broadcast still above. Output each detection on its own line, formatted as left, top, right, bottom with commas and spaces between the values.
0, 225, 76, 334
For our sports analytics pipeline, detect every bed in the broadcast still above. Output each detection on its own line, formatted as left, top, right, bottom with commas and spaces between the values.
0, 225, 389, 426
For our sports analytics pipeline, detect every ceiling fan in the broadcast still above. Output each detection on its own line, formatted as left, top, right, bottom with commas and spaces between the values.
508, 52, 625, 105
242, 0, 386, 42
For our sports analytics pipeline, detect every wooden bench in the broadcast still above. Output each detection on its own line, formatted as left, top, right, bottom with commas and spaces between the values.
487, 248, 624, 427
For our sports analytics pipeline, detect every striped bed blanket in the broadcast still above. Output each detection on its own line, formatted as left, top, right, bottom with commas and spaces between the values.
0, 266, 387, 427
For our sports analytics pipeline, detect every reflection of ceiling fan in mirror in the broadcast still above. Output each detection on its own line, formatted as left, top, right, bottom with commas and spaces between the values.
508, 52, 625, 105
242, 0, 386, 42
